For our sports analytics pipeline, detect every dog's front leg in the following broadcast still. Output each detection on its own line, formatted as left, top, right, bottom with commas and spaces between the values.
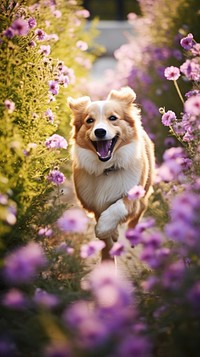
95, 199, 128, 240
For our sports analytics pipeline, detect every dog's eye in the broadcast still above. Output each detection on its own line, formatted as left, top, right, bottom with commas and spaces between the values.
108, 115, 117, 121
86, 117, 94, 124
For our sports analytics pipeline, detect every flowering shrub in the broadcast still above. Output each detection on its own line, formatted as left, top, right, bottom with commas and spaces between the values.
0, 0, 97, 354
0, 0, 96, 244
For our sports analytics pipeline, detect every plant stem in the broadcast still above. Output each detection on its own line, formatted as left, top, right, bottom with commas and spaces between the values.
174, 80, 184, 104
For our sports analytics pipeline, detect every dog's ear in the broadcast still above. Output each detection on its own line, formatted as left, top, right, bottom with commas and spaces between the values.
107, 87, 136, 104
67, 96, 91, 134
67, 96, 91, 113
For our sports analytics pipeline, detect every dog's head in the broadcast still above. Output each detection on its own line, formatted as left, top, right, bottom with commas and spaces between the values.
68, 87, 141, 162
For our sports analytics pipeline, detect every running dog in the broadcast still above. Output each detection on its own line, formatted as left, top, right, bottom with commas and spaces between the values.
68, 87, 155, 259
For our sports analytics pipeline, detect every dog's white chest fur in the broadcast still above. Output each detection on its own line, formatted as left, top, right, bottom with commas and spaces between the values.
73, 142, 142, 215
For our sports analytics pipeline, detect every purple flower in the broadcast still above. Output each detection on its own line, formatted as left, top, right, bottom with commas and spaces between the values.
63, 300, 93, 328
45, 134, 68, 149
56, 242, 74, 255
28, 17, 37, 29
4, 202, 17, 225
28, 40, 36, 47
125, 228, 142, 246
183, 130, 195, 142
180, 59, 200, 81
191, 43, 200, 56
109, 242, 125, 257
46, 33, 59, 42
2, 288, 27, 309
140, 246, 159, 268
76, 40, 88, 51
180, 33, 194, 50
39, 45, 51, 56
184, 95, 200, 117
4, 99, 15, 113
45, 108, 54, 123
11, 18, 29, 36
153, 46, 171, 61
161, 110, 176, 126
3, 27, 15, 38
58, 74, 69, 87
52, 10, 62, 18
4, 242, 46, 284
141, 99, 158, 119
35, 28, 46, 41
57, 208, 88, 233
162, 260, 185, 290
61, 66, 76, 83
169, 191, 199, 223
80, 240, 105, 258
116, 335, 151, 357
172, 49, 182, 60
165, 220, 197, 246
163, 146, 185, 161
0, 338, 16, 357
141, 276, 159, 291
128, 185, 145, 200
47, 169, 66, 185
48, 80, 59, 95
185, 90, 200, 98
38, 226, 53, 237
0, 193, 8, 204
76, 9, 90, 18
156, 162, 179, 183
187, 282, 200, 311
164, 136, 176, 147
33, 288, 59, 308
86, 261, 133, 310
125, 218, 155, 246
164, 66, 180, 80
172, 122, 185, 136
63, 301, 108, 349
142, 231, 163, 249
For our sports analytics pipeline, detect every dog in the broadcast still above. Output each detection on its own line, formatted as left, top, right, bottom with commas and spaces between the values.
68, 87, 155, 260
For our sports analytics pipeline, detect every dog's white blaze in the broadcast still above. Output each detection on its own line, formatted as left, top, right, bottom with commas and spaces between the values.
91, 101, 114, 140
95, 100, 106, 118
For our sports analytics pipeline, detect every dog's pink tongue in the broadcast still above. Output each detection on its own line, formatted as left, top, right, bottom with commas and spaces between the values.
96, 140, 112, 158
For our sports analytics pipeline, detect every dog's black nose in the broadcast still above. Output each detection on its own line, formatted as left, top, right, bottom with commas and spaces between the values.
94, 128, 107, 138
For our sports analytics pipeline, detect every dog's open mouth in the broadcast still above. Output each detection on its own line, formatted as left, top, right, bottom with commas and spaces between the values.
91, 136, 118, 162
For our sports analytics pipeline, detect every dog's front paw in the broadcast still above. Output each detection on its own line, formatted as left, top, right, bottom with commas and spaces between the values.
95, 211, 118, 240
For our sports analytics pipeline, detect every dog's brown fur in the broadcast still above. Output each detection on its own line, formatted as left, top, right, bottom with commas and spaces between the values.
68, 87, 155, 259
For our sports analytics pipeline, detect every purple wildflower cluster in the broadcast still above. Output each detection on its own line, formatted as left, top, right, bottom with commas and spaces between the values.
160, 34, 200, 144
62, 261, 151, 356
45, 134, 68, 149
165, 189, 200, 248
57, 208, 89, 233
156, 146, 192, 182
3, 242, 46, 284
47, 169, 66, 185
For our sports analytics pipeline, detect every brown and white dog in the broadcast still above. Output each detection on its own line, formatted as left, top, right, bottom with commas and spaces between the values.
68, 87, 155, 259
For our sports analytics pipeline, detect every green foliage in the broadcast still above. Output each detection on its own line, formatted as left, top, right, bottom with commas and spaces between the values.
0, 0, 97, 245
